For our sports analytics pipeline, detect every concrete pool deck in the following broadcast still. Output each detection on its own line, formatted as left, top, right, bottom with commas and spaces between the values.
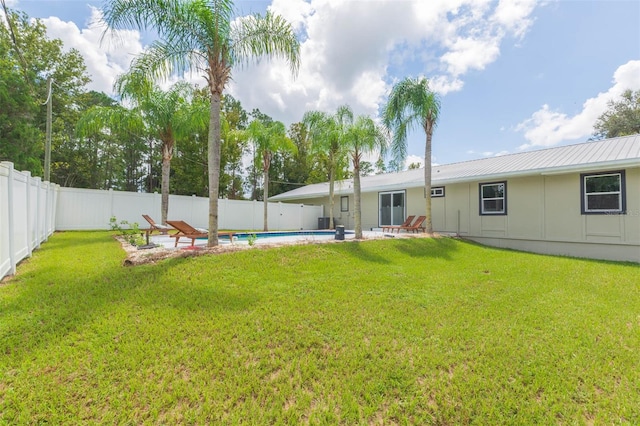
148, 230, 389, 249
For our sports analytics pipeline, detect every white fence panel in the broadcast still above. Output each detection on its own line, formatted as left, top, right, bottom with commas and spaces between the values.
111, 191, 160, 226
12, 170, 29, 261
221, 199, 259, 230
167, 194, 208, 228
302, 205, 323, 230
56, 188, 324, 232
0, 162, 58, 281
57, 187, 115, 230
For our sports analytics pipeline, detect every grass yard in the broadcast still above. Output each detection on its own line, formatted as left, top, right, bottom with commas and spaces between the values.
1, 232, 639, 424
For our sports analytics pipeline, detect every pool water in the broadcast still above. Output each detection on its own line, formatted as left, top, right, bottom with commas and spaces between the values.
235, 230, 344, 240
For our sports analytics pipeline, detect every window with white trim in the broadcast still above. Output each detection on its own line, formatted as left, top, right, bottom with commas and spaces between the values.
431, 187, 445, 197
581, 170, 626, 214
424, 187, 445, 198
479, 182, 506, 215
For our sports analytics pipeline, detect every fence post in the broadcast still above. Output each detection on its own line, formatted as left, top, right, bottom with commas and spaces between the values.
6, 162, 16, 276
109, 188, 114, 220
44, 180, 52, 240
276, 202, 281, 231
51, 184, 58, 234
34, 177, 42, 248
191, 194, 197, 225
25, 171, 33, 256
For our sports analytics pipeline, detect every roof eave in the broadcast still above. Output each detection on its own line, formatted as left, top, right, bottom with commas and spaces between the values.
271, 158, 639, 200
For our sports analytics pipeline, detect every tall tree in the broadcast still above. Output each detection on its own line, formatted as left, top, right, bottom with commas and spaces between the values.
344, 114, 388, 239
0, 9, 90, 176
593, 89, 640, 139
244, 119, 295, 231
75, 104, 147, 190
220, 94, 249, 199
270, 121, 321, 194
102, 0, 300, 246
302, 106, 352, 229
115, 73, 195, 224
172, 87, 210, 197
382, 77, 441, 234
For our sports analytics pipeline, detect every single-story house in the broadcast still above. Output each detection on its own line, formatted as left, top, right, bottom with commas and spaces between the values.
271, 134, 640, 263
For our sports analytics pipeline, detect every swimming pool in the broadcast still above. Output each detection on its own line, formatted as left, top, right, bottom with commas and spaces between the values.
231, 230, 352, 241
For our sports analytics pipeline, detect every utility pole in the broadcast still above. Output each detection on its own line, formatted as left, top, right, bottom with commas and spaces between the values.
44, 77, 52, 182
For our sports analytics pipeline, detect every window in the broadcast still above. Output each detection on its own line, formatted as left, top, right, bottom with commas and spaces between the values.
424, 187, 445, 198
340, 196, 349, 212
431, 187, 445, 197
581, 170, 626, 214
479, 181, 506, 215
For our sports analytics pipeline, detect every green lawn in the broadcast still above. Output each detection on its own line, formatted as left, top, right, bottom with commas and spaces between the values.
1, 232, 639, 424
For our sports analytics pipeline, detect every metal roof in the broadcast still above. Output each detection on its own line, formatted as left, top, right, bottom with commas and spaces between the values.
271, 134, 640, 201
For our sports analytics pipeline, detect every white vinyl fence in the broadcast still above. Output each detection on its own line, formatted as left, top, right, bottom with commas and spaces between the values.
1, 162, 59, 280
55, 187, 323, 231
1, 170, 323, 281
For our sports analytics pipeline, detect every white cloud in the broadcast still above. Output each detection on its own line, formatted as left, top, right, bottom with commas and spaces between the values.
482, 150, 510, 157
516, 60, 640, 149
440, 36, 501, 77
229, 0, 542, 124
39, 7, 144, 95
429, 75, 465, 95
405, 155, 424, 169
492, 0, 538, 39
23, 0, 541, 124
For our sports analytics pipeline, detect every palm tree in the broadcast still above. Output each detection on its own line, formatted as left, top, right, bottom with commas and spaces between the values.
344, 114, 388, 239
382, 77, 441, 234
244, 119, 295, 231
75, 104, 146, 190
302, 106, 351, 229
115, 73, 194, 224
102, 0, 300, 246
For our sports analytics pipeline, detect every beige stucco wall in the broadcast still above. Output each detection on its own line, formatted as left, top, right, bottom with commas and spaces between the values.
278, 166, 639, 262
443, 168, 640, 262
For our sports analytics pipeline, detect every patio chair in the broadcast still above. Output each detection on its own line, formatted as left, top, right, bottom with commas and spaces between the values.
400, 215, 426, 233
142, 214, 171, 235
166, 220, 234, 247
381, 215, 416, 233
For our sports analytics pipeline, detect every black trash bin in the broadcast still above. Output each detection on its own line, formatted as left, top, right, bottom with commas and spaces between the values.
335, 225, 345, 240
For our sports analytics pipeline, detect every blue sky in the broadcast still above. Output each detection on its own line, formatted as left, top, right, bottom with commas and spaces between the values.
9, 0, 640, 168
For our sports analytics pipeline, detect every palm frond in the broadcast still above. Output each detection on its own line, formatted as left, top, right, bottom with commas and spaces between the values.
230, 11, 300, 75
76, 105, 145, 137
382, 76, 441, 164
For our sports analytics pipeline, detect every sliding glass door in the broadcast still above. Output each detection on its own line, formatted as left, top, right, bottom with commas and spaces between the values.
379, 191, 406, 226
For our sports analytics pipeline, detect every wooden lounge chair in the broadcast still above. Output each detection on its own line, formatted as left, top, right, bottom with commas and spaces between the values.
142, 214, 171, 235
166, 220, 235, 247
400, 215, 426, 233
381, 215, 416, 233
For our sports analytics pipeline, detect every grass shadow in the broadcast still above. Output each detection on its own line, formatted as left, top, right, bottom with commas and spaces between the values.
392, 236, 460, 260
334, 240, 392, 264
